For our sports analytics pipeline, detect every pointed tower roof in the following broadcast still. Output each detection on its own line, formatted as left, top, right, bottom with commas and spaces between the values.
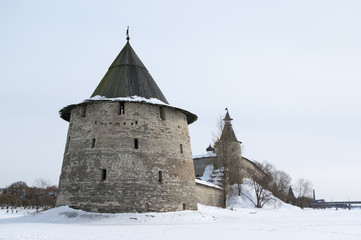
220, 109, 239, 142
223, 109, 233, 122
91, 41, 169, 104
59, 33, 197, 124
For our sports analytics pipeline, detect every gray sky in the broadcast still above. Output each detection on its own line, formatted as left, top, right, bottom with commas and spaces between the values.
1, 0, 360, 201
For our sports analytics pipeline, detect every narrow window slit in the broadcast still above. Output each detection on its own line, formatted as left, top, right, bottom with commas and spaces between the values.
160, 107, 165, 120
180, 144, 183, 153
119, 102, 125, 115
91, 138, 96, 148
66, 136, 70, 152
158, 171, 163, 183
81, 106, 87, 117
134, 139, 139, 149
101, 169, 107, 181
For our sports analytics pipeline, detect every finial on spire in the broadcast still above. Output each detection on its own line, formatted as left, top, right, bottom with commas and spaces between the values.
223, 108, 233, 122
126, 26, 130, 42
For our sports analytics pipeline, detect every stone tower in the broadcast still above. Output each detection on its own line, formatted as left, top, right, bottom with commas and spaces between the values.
56, 37, 198, 213
216, 109, 243, 185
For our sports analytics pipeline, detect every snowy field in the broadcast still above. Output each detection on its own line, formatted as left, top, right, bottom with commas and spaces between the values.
1, 204, 360, 240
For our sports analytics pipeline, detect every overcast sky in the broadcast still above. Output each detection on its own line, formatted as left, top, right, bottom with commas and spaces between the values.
1, 0, 360, 201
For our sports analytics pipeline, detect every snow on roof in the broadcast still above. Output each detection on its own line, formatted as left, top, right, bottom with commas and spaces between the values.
193, 152, 217, 159
87, 95, 169, 106
195, 179, 222, 190
60, 95, 197, 124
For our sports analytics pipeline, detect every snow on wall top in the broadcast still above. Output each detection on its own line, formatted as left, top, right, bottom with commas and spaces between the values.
193, 152, 217, 159
195, 179, 223, 190
87, 95, 169, 105
59, 95, 197, 124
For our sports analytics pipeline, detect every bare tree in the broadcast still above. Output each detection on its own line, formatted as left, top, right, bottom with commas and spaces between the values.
270, 170, 292, 202
242, 163, 273, 208
2, 180, 58, 211
5, 181, 28, 200
274, 171, 291, 195
294, 178, 313, 208
211, 115, 224, 146
247, 161, 292, 203
294, 178, 313, 198
27, 187, 43, 212
34, 178, 52, 188
0, 194, 21, 208
217, 140, 243, 208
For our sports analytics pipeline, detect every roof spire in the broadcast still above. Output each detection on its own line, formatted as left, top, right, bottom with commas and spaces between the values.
223, 108, 233, 123
90, 33, 169, 104
220, 108, 238, 142
126, 26, 130, 42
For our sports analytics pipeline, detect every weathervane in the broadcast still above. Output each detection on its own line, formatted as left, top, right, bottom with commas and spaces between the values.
126, 26, 130, 42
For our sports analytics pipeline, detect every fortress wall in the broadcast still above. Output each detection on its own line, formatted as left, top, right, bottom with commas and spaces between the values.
195, 182, 223, 208
193, 156, 265, 183
241, 158, 266, 179
193, 157, 216, 177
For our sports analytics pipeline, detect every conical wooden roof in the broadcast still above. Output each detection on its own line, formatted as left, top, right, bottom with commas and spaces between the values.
91, 42, 169, 104
60, 39, 197, 124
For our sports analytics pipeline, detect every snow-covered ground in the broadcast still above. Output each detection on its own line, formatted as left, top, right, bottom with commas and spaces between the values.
1, 204, 360, 240
0, 182, 359, 240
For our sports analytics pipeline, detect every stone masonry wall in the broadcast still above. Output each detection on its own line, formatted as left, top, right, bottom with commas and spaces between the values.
195, 182, 223, 207
56, 101, 198, 213
193, 157, 216, 178
194, 156, 265, 184
241, 158, 266, 180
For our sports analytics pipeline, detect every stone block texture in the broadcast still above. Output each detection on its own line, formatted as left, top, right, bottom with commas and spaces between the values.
195, 183, 223, 207
193, 157, 216, 178
56, 101, 198, 213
